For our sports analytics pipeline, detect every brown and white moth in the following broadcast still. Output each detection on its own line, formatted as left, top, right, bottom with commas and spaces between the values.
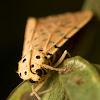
17, 11, 93, 100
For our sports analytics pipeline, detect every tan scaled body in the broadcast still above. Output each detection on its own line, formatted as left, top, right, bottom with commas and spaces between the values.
17, 11, 93, 100
18, 48, 51, 82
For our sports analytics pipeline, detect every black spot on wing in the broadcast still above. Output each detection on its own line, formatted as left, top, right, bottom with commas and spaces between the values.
65, 21, 71, 24
49, 41, 55, 44
59, 33, 64, 36
39, 29, 44, 32
29, 28, 34, 33
34, 44, 39, 47
73, 26, 80, 29
84, 16, 88, 19
66, 26, 72, 28
23, 55, 26, 58
34, 37, 38, 41
54, 45, 60, 48
47, 52, 52, 56
38, 22, 44, 25
41, 32, 46, 35
46, 25, 52, 29
64, 36, 69, 39
27, 41, 30, 44
39, 49, 43, 51
43, 39, 48, 41
59, 24, 66, 27
53, 30, 61, 33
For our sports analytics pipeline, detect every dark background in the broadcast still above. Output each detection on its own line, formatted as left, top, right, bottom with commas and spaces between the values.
0, 0, 100, 100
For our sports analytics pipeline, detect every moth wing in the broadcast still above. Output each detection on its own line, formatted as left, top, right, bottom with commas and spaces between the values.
30, 11, 93, 57
31, 13, 75, 51
22, 17, 37, 57
46, 11, 93, 57
18, 18, 37, 79
31, 17, 54, 51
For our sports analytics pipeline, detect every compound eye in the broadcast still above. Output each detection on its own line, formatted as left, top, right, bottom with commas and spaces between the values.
36, 69, 42, 77
29, 79, 35, 83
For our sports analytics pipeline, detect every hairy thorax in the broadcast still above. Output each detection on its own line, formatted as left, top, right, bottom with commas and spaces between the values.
18, 48, 52, 83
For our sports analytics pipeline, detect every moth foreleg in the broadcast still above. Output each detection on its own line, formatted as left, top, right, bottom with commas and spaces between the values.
30, 79, 47, 100
53, 50, 67, 68
38, 87, 52, 95
30, 85, 41, 100
42, 50, 68, 72
67, 51, 71, 58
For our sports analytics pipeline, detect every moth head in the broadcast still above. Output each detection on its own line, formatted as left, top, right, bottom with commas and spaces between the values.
29, 63, 44, 83
29, 71, 42, 83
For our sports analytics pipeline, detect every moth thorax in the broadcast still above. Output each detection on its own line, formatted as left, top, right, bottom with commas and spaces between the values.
31, 49, 46, 65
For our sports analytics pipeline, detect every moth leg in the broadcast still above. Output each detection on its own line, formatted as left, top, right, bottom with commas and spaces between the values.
42, 50, 67, 72
30, 83, 41, 100
35, 77, 52, 95
35, 80, 47, 92
67, 51, 71, 58
30, 79, 47, 99
53, 50, 67, 68
31, 85, 41, 100
42, 64, 67, 71
38, 87, 52, 95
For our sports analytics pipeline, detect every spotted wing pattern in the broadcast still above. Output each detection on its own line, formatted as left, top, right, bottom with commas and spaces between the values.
47, 11, 93, 56
28, 11, 93, 58
22, 17, 36, 57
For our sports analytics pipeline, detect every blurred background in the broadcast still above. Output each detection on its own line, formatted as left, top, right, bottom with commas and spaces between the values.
0, 0, 100, 100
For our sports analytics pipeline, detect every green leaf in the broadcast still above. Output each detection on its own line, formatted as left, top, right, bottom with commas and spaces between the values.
59, 56, 100, 100
7, 81, 33, 100
48, 56, 100, 100
7, 56, 100, 100
93, 64, 100, 74
82, 0, 100, 20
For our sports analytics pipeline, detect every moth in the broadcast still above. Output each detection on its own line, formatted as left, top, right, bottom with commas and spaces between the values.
17, 11, 93, 100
